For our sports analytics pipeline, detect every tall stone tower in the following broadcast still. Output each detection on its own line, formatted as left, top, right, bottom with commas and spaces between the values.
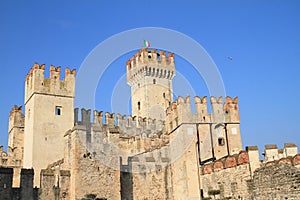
23, 63, 75, 187
126, 48, 175, 120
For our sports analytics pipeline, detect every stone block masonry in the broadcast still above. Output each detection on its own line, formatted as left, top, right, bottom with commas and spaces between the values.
0, 49, 299, 200
250, 164, 300, 200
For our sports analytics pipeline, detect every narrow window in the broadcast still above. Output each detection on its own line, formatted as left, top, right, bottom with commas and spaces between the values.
137, 102, 141, 110
218, 137, 225, 146
153, 79, 156, 84
56, 106, 62, 116
163, 93, 166, 98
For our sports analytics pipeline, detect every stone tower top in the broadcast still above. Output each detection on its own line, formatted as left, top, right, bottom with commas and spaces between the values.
126, 48, 176, 120
24, 62, 76, 104
8, 105, 24, 134
126, 48, 175, 86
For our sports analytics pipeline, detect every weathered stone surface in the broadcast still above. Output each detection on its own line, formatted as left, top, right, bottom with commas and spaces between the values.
1, 49, 299, 200
250, 164, 300, 200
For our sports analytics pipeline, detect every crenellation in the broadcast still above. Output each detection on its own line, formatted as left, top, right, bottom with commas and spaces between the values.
195, 96, 211, 122
224, 96, 239, 122
105, 112, 115, 127
24, 63, 75, 104
202, 144, 299, 177
115, 113, 126, 127
0, 167, 13, 199
264, 144, 279, 163
39, 169, 70, 199
284, 143, 298, 157
93, 110, 103, 125
166, 95, 241, 128
127, 115, 135, 128
77, 108, 91, 126
50, 65, 61, 79
246, 146, 261, 176
74, 109, 165, 141
166, 96, 194, 133
210, 96, 225, 123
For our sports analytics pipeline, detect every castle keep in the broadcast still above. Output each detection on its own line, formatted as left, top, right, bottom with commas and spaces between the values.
0, 48, 299, 200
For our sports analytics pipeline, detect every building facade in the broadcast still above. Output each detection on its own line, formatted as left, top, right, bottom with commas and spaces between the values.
0, 48, 299, 200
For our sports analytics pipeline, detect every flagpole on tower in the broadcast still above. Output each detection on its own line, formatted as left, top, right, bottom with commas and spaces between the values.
143, 39, 151, 48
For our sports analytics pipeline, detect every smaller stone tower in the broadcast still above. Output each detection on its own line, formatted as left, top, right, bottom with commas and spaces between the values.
23, 63, 76, 187
8, 105, 24, 165
126, 48, 175, 120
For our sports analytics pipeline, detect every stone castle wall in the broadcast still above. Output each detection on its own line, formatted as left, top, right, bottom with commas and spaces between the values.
200, 145, 300, 200
64, 114, 122, 200
201, 151, 252, 199
250, 162, 300, 200
0, 167, 38, 200
39, 169, 71, 200
1, 62, 300, 200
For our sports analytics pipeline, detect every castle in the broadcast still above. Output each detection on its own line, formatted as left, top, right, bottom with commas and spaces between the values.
0, 48, 300, 200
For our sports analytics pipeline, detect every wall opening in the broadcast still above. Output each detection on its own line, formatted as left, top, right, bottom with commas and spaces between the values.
218, 137, 225, 146
153, 79, 156, 84
55, 106, 62, 116
137, 102, 141, 110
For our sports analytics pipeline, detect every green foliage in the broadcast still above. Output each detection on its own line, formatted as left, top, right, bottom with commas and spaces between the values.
81, 194, 107, 200
85, 194, 97, 199
208, 189, 220, 196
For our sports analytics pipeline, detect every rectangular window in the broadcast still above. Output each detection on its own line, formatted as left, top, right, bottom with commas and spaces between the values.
55, 106, 62, 116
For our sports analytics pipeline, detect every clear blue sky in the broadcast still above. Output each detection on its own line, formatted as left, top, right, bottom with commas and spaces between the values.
0, 0, 299, 155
